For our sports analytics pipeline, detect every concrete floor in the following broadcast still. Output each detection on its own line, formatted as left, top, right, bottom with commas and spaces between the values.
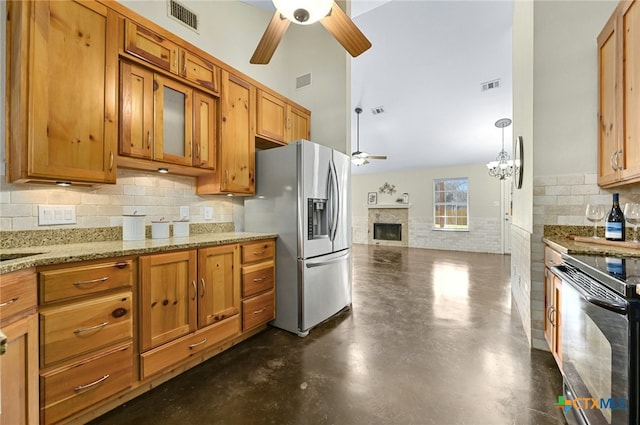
89, 244, 565, 425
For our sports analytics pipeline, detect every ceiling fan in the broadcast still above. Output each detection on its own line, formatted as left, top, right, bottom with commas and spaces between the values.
352, 107, 387, 166
250, 0, 372, 65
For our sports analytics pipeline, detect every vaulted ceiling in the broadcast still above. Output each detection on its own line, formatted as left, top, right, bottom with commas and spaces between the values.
243, 0, 514, 175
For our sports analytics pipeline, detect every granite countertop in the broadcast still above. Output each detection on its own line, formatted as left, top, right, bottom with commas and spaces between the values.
543, 225, 640, 258
0, 231, 277, 274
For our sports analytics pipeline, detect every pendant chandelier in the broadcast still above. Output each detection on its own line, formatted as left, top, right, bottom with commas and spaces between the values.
486, 118, 514, 180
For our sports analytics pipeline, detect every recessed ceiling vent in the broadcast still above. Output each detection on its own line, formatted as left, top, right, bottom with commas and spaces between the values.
371, 106, 385, 115
296, 73, 312, 90
167, 0, 199, 32
481, 79, 501, 92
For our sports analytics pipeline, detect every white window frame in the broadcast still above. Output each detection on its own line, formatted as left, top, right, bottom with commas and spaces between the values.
433, 177, 469, 231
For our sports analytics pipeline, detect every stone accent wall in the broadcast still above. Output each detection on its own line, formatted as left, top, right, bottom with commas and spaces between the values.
354, 214, 502, 254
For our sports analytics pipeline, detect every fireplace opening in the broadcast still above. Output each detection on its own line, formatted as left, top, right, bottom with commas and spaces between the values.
373, 223, 402, 241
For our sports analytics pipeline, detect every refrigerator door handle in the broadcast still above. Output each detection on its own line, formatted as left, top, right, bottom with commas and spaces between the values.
305, 251, 350, 268
328, 160, 340, 242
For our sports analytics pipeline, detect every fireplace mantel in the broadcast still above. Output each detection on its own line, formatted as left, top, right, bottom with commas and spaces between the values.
368, 204, 411, 209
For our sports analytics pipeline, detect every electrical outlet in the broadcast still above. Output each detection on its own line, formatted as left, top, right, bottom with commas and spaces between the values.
179, 206, 190, 220
38, 205, 77, 226
204, 207, 213, 220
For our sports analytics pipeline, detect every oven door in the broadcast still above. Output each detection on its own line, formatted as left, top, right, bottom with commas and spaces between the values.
560, 274, 629, 425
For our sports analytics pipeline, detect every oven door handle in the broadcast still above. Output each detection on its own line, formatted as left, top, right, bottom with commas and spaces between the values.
584, 294, 627, 315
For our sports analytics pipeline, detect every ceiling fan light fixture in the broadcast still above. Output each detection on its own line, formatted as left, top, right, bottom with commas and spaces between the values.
272, 0, 332, 25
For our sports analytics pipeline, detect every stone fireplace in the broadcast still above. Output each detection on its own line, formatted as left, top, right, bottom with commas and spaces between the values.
368, 206, 409, 247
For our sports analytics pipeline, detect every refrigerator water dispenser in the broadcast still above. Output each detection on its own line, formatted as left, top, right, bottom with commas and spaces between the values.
308, 198, 328, 239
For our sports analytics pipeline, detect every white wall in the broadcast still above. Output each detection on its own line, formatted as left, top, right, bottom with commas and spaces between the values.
0, 0, 348, 231
511, 0, 619, 349
351, 163, 504, 253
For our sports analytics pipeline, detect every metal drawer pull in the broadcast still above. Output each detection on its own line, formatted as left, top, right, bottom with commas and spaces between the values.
253, 307, 266, 315
73, 276, 109, 287
253, 249, 266, 256
253, 276, 266, 283
192, 280, 197, 300
189, 338, 207, 349
0, 297, 19, 307
74, 322, 109, 334
74, 374, 110, 392
200, 278, 206, 298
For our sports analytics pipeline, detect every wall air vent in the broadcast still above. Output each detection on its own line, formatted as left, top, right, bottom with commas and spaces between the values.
481, 79, 501, 92
296, 73, 312, 90
167, 0, 199, 32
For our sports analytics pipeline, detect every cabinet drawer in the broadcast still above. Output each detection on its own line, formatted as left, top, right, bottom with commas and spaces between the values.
40, 343, 133, 425
242, 261, 274, 298
40, 260, 134, 303
241, 240, 275, 264
40, 291, 133, 367
0, 268, 37, 325
242, 290, 275, 331
124, 20, 178, 73
140, 316, 241, 379
544, 246, 563, 269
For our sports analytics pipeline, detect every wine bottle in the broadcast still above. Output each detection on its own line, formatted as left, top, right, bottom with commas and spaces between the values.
605, 193, 626, 241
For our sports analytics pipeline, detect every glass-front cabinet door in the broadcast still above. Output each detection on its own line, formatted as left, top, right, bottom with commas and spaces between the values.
154, 75, 193, 166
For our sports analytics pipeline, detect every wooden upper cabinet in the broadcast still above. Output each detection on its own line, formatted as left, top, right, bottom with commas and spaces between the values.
287, 104, 311, 142
124, 20, 219, 94
139, 250, 198, 352
193, 92, 217, 170
197, 70, 255, 195
598, 0, 640, 187
154, 74, 194, 166
197, 245, 241, 328
124, 19, 179, 74
6, 0, 118, 184
120, 61, 154, 159
255, 89, 311, 147
256, 90, 287, 144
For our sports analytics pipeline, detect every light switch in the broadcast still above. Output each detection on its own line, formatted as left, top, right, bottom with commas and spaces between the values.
204, 207, 213, 220
38, 205, 77, 226
180, 206, 190, 220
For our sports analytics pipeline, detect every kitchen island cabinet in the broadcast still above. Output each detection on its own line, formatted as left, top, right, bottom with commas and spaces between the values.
598, 0, 640, 187
6, 0, 118, 185
0, 268, 38, 425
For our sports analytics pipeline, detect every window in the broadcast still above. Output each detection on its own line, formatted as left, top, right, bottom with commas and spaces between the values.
434, 178, 468, 230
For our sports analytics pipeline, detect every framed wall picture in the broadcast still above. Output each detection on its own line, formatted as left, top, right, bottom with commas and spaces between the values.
403, 193, 409, 204
368, 192, 377, 205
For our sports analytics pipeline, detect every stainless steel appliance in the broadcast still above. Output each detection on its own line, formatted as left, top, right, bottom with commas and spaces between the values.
553, 254, 640, 425
244, 140, 351, 337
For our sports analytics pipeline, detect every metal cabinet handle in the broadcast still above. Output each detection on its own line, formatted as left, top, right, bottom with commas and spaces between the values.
73, 276, 109, 287
74, 322, 109, 334
0, 297, 19, 307
192, 280, 197, 300
252, 276, 266, 283
74, 374, 110, 392
109, 151, 114, 171
253, 249, 266, 256
610, 150, 617, 171
147, 130, 151, 149
200, 278, 206, 298
253, 307, 266, 315
182, 51, 187, 75
617, 149, 624, 170
189, 338, 207, 349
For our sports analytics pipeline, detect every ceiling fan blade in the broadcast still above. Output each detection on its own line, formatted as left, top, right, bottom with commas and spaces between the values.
368, 155, 387, 160
320, 1, 372, 58
250, 12, 291, 64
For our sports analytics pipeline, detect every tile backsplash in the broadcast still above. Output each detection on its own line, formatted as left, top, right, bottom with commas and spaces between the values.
0, 168, 240, 231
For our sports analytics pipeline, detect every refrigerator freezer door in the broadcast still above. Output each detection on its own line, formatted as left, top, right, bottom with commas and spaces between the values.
298, 249, 351, 335
331, 149, 351, 253
299, 142, 333, 259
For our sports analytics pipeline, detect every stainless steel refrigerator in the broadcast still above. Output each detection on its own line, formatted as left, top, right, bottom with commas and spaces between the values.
244, 140, 351, 337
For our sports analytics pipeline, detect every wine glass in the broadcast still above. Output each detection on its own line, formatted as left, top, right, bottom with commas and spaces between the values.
624, 203, 640, 243
586, 204, 605, 238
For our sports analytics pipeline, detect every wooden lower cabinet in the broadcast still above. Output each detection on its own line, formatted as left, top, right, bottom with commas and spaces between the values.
544, 245, 562, 367
241, 239, 276, 331
140, 316, 240, 379
242, 290, 275, 331
0, 315, 39, 425
40, 344, 133, 425
0, 268, 38, 425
